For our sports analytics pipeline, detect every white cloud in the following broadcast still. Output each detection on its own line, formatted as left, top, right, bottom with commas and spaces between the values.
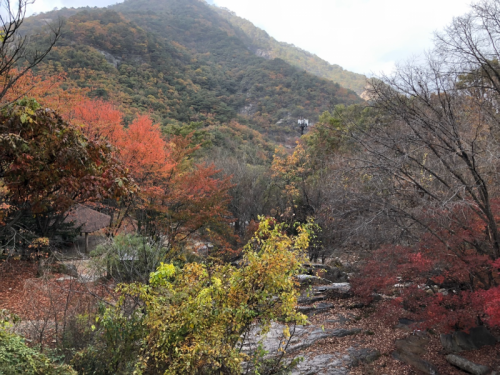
212, 0, 473, 75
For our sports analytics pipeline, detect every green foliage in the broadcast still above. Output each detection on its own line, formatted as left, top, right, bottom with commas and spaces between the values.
213, 6, 367, 94
23, 1, 361, 152
304, 104, 377, 161
91, 234, 169, 283
114, 217, 314, 374
0, 311, 76, 375
70, 303, 144, 375
163, 121, 211, 148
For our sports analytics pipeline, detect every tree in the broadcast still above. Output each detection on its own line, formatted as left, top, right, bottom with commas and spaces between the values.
362, 62, 500, 258
435, 0, 500, 100
107, 114, 233, 253
15, 78, 236, 257
342, 0, 500, 333
211, 151, 271, 237
0, 0, 62, 104
270, 134, 375, 262
0, 98, 134, 252
70, 98, 125, 143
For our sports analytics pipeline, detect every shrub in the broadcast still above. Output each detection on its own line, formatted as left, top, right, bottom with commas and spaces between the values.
91, 234, 168, 283
352, 230, 500, 332
116, 217, 314, 374
0, 311, 76, 375
70, 302, 144, 375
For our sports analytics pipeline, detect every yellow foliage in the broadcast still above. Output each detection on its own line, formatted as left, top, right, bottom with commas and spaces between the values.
120, 217, 315, 374
271, 143, 310, 202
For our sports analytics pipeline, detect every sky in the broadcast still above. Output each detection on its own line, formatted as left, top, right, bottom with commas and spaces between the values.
27, 0, 474, 76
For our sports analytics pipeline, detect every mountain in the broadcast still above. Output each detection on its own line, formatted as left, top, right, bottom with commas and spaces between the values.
212, 6, 367, 95
22, 0, 362, 159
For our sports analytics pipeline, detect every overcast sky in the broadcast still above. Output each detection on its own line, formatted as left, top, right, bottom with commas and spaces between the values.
28, 0, 474, 76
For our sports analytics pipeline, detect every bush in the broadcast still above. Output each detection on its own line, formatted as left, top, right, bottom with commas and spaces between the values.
120, 217, 314, 374
0, 311, 76, 375
91, 234, 168, 283
71, 218, 316, 374
70, 302, 144, 374
352, 233, 500, 332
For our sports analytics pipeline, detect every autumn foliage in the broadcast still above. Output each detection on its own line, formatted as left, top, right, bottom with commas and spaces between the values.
73, 104, 234, 249
118, 218, 312, 374
0, 67, 234, 257
0, 98, 135, 248
0, 99, 131, 213
352, 203, 500, 332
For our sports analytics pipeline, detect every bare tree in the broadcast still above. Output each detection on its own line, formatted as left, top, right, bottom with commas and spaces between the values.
0, 0, 62, 103
211, 150, 271, 236
355, 47, 500, 258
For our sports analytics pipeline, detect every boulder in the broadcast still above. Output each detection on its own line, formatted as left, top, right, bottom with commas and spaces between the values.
296, 274, 330, 286
393, 334, 439, 375
303, 262, 348, 283
445, 354, 490, 375
242, 323, 361, 356
395, 334, 429, 356
314, 283, 352, 299
348, 347, 381, 366
242, 321, 372, 375
291, 353, 347, 375
297, 303, 334, 316
290, 347, 379, 375
325, 267, 348, 282
440, 326, 498, 353
392, 350, 439, 375
314, 282, 351, 293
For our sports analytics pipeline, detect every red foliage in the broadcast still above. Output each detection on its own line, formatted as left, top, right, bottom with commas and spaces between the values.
69, 98, 125, 143
116, 115, 177, 197
481, 286, 500, 326
62, 89, 235, 251
352, 203, 500, 332
1, 68, 90, 117
2, 69, 235, 256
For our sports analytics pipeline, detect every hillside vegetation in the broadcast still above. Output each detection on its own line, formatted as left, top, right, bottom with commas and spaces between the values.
3, 0, 500, 374
22, 0, 360, 160
213, 6, 367, 94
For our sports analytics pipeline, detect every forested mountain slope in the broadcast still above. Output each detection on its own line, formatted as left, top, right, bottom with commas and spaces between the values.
111, 0, 362, 119
212, 6, 367, 94
22, 0, 361, 158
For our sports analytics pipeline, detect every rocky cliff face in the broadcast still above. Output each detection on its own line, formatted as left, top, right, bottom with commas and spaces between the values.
254, 49, 273, 60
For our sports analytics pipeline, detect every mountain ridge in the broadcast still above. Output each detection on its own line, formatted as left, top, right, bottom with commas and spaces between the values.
211, 5, 367, 94
21, 0, 362, 159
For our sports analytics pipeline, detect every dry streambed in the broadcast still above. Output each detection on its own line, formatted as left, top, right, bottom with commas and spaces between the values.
247, 273, 500, 375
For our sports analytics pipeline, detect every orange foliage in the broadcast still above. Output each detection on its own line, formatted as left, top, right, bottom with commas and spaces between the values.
69, 98, 125, 142
1, 68, 88, 116
3, 69, 234, 253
